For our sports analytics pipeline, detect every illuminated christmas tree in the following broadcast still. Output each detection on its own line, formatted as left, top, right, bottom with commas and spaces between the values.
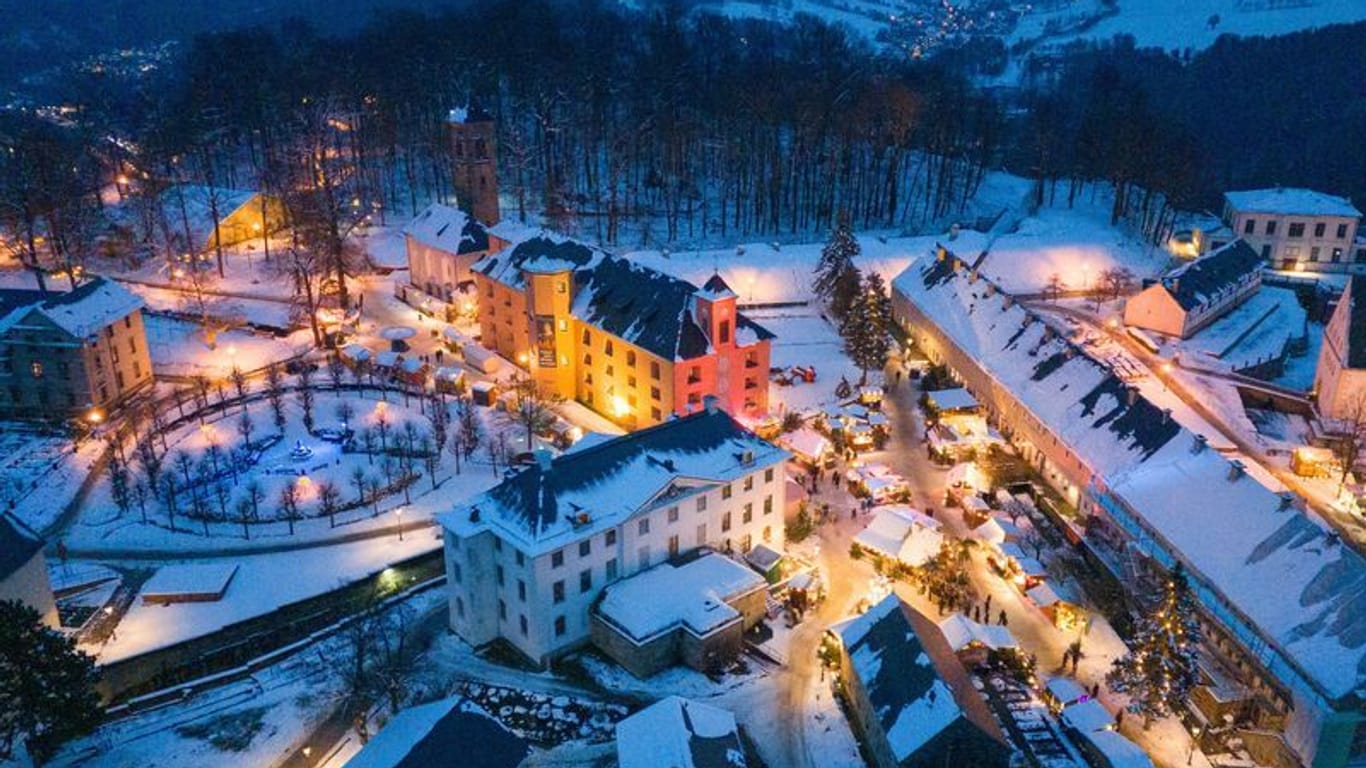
1107, 563, 1203, 727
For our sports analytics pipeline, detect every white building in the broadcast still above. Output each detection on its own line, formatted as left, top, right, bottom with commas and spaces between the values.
0, 514, 56, 627
1223, 188, 1362, 272
1122, 240, 1263, 338
403, 202, 504, 311
437, 403, 788, 666
1314, 276, 1366, 421
616, 696, 748, 768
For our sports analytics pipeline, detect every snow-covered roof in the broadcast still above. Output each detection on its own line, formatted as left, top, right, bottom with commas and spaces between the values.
1224, 188, 1361, 219
140, 564, 237, 600
0, 513, 43, 583
1026, 582, 1074, 609
0, 276, 144, 339
855, 505, 943, 567
893, 248, 1366, 703
835, 595, 1010, 765
473, 232, 773, 362
403, 202, 491, 255
616, 696, 746, 768
159, 184, 262, 247
937, 614, 1017, 652
781, 428, 830, 462
438, 408, 788, 556
1060, 699, 1115, 733
1044, 676, 1088, 705
969, 516, 1007, 546
1158, 240, 1262, 311
926, 387, 978, 412
596, 553, 764, 641
1086, 729, 1154, 768
346, 697, 528, 768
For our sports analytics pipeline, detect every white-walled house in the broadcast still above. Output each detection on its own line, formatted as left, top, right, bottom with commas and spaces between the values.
404, 202, 505, 311
1123, 240, 1263, 338
0, 514, 57, 627
1315, 276, 1366, 421
1223, 188, 1362, 272
437, 404, 788, 666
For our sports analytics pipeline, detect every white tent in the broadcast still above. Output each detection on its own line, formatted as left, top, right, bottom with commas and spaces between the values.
937, 613, 1017, 652
855, 506, 943, 567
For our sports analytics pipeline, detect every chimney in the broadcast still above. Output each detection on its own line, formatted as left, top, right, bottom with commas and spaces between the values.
1126, 385, 1139, 407
1191, 434, 1208, 454
534, 449, 553, 472
1278, 492, 1295, 511
1227, 459, 1245, 481
704, 394, 720, 415
468, 505, 481, 523
1162, 408, 1172, 424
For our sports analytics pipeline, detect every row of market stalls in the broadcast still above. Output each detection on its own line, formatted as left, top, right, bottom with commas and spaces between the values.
923, 387, 1007, 461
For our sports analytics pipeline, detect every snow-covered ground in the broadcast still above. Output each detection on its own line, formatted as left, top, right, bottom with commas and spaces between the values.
145, 315, 312, 378
751, 309, 865, 415
976, 195, 1169, 295
1168, 286, 1308, 375
1, 429, 104, 535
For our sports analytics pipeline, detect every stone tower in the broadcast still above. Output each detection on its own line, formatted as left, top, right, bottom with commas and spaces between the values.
447, 104, 500, 225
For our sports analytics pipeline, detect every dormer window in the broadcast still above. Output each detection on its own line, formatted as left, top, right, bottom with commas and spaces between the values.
719, 320, 730, 345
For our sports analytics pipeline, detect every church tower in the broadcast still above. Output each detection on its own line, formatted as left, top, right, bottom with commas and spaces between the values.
447, 104, 500, 225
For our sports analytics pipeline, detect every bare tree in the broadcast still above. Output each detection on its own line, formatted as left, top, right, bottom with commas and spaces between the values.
318, 479, 342, 528
505, 374, 561, 450
279, 482, 302, 535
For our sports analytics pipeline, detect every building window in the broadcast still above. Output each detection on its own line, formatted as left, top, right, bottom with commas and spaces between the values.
742, 503, 753, 523
499, 599, 507, 620
582, 329, 592, 345
554, 616, 567, 637
29, 361, 42, 379
697, 496, 708, 512
719, 319, 730, 344
1288, 222, 1305, 238
721, 512, 732, 532
1311, 246, 1321, 262
1339, 223, 1350, 239
650, 361, 661, 380
1265, 220, 1276, 235
515, 550, 525, 566
606, 558, 618, 582
557, 281, 567, 294
519, 615, 528, 636
580, 569, 592, 593
558, 318, 568, 332
722, 485, 732, 500
637, 545, 650, 569
626, 350, 636, 366
764, 495, 773, 515
628, 375, 637, 389
667, 506, 679, 523
517, 580, 527, 601
606, 529, 617, 547
456, 597, 465, 618
1243, 218, 1255, 234
743, 476, 754, 492
687, 365, 701, 384
1332, 248, 1343, 263
741, 533, 752, 552
494, 538, 503, 552
496, 565, 505, 585
765, 468, 775, 483
452, 562, 463, 583
763, 525, 772, 542
638, 517, 650, 535
553, 580, 565, 604
1285, 246, 1301, 260
668, 534, 679, 557
1316, 222, 1327, 237
696, 523, 708, 545
579, 540, 591, 557
651, 407, 662, 421
552, 550, 565, 568
650, 386, 661, 401
605, 365, 614, 377
605, 340, 614, 357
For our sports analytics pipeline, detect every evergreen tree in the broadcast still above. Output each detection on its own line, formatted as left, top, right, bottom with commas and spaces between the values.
1106, 563, 1203, 727
814, 212, 860, 300
828, 263, 863, 324
0, 600, 102, 762
843, 271, 893, 380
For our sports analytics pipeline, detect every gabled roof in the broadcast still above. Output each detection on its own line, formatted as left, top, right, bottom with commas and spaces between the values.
345, 697, 527, 768
893, 250, 1366, 703
697, 273, 737, 300
836, 596, 1010, 766
438, 408, 788, 556
403, 202, 490, 256
0, 513, 43, 582
0, 276, 144, 339
1159, 239, 1263, 311
617, 696, 747, 768
159, 184, 261, 246
473, 232, 773, 361
1344, 276, 1366, 369
1225, 188, 1361, 218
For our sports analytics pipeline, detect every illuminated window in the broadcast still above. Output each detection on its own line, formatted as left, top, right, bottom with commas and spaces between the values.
29, 361, 42, 379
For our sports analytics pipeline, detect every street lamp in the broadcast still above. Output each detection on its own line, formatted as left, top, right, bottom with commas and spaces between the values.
1187, 725, 1202, 765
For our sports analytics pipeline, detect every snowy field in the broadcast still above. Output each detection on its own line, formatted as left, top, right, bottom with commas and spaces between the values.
1, 429, 104, 535
750, 309, 867, 415
145, 315, 312, 378
975, 195, 1169, 295
1170, 286, 1309, 375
